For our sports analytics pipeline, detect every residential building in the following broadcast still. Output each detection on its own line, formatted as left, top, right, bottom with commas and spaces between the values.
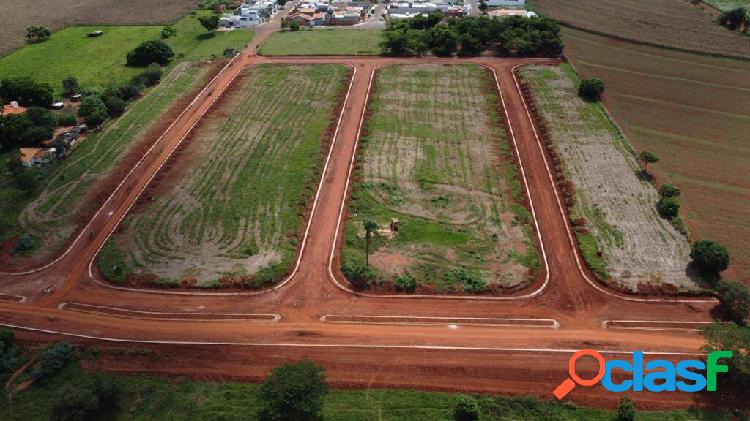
19, 148, 54, 167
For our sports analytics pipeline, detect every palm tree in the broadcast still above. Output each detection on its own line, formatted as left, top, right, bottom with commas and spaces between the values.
363, 219, 378, 267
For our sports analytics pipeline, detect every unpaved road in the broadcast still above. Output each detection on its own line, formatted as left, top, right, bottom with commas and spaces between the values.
0, 16, 723, 409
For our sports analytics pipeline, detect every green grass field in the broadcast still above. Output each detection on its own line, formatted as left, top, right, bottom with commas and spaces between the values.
98, 64, 350, 287
2, 62, 210, 257
259, 29, 382, 56
342, 64, 539, 294
703, 0, 750, 10
0, 11, 253, 97
0, 362, 730, 421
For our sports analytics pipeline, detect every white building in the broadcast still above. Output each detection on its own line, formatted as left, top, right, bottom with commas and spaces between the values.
484, 0, 524, 7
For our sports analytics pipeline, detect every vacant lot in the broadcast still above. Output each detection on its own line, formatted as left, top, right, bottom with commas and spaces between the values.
0, 0, 195, 56
260, 29, 382, 56
520, 65, 697, 292
0, 12, 254, 96
342, 64, 539, 294
529, 0, 750, 58
98, 64, 349, 287
562, 27, 750, 282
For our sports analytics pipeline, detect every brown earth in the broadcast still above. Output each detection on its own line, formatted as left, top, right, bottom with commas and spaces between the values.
0, 13, 733, 410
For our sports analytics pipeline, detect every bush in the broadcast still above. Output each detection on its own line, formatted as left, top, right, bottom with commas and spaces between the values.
126, 39, 174, 66
658, 183, 680, 198
289, 20, 301, 32
394, 272, 417, 292
77, 96, 108, 127
718, 7, 749, 31
446, 269, 488, 293
61, 76, 79, 97
656, 196, 680, 219
198, 14, 220, 32
105, 96, 126, 118
51, 377, 119, 421
14, 171, 38, 193
0, 329, 20, 375
160, 26, 177, 39
33, 342, 75, 380
341, 255, 376, 289
138, 63, 162, 87
57, 113, 78, 126
453, 395, 480, 421
26, 25, 51, 42
615, 397, 636, 421
117, 82, 143, 101
258, 361, 328, 421
11, 234, 35, 255
690, 240, 730, 274
716, 280, 750, 325
578, 78, 604, 101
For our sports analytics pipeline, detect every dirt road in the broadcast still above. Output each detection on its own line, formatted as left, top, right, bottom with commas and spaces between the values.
0, 22, 723, 408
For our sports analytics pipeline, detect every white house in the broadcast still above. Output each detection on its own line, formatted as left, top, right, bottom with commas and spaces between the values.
484, 0, 524, 7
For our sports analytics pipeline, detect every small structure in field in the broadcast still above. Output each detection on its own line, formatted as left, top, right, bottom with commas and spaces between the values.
1, 101, 27, 116
87, 30, 104, 37
19, 147, 54, 167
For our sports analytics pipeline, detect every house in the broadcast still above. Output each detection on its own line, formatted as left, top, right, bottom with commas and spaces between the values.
487, 8, 536, 18
19, 148, 54, 167
331, 8, 364, 25
287, 11, 328, 26
485, 0, 524, 6
1, 101, 26, 116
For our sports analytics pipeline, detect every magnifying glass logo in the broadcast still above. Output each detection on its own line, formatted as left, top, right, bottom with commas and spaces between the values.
553, 349, 606, 399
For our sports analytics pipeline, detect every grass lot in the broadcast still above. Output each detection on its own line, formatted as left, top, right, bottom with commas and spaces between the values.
562, 27, 750, 283
704, 0, 750, 10
0, 363, 730, 421
519, 64, 695, 292
260, 29, 382, 56
98, 64, 349, 287
0, 11, 254, 97
529, 0, 750, 59
342, 64, 539, 294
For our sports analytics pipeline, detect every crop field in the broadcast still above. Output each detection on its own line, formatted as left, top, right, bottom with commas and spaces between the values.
562, 27, 750, 282
529, 0, 750, 59
98, 64, 350, 287
0, 11, 254, 96
4, 63, 212, 263
259, 29, 382, 56
703, 0, 750, 11
342, 64, 539, 294
520, 65, 697, 293
0, 0, 195, 56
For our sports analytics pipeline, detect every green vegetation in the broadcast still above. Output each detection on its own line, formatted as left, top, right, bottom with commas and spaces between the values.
258, 361, 328, 421
690, 240, 730, 274
718, 7, 749, 32
260, 29, 383, 56
125, 39, 174, 66
702, 322, 750, 391
98, 64, 350, 287
577, 78, 604, 102
0, 11, 253, 96
715, 280, 750, 325
705, 0, 750, 11
342, 64, 539, 294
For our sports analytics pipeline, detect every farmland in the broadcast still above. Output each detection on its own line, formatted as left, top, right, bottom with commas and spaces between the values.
529, 0, 750, 59
342, 64, 539, 294
519, 65, 696, 293
97, 64, 350, 287
260, 29, 383, 56
561, 27, 750, 282
0, 11, 254, 96
3, 62, 212, 264
0, 0, 195, 56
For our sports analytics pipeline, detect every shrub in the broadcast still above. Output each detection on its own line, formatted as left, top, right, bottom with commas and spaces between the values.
117, 81, 143, 101
690, 240, 730, 274
126, 39, 174, 66
394, 272, 417, 292
33, 342, 75, 380
290, 20, 301, 32
447, 269, 488, 293
61, 76, 79, 97
657, 196, 680, 219
341, 255, 375, 289
14, 171, 38, 193
454, 395, 480, 421
26, 25, 51, 42
658, 183, 680, 198
160, 26, 177, 39
11, 234, 35, 255
138, 63, 162, 87
258, 361, 328, 421
57, 113, 77, 127
0, 329, 20, 375
198, 14, 220, 32
77, 96, 108, 127
716, 280, 750, 325
51, 377, 119, 421
105, 96, 126, 118
578, 78, 604, 101
718, 7, 749, 31
615, 397, 636, 421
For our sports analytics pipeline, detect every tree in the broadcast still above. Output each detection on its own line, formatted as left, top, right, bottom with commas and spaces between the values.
718, 7, 749, 32
658, 183, 680, 198
61, 76, 80, 98
51, 377, 119, 421
160, 26, 177, 39
427, 25, 458, 57
363, 219, 378, 267
453, 395, 480, 421
578, 78, 605, 101
656, 196, 680, 219
638, 150, 659, 173
280, 19, 290, 32
615, 397, 636, 421
26, 25, 51, 42
138, 63, 163, 87
458, 34, 483, 57
341, 256, 375, 289
394, 272, 417, 292
690, 240, 730, 275
0, 76, 53, 107
33, 342, 75, 380
258, 361, 328, 421
78, 96, 108, 127
716, 280, 750, 325
126, 39, 174, 66
105, 96, 126, 118
0, 329, 20, 375
478, 0, 488, 12
701, 322, 750, 390
198, 14, 220, 32
289, 20, 301, 32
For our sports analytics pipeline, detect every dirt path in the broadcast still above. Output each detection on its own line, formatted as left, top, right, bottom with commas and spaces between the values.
0, 25, 725, 407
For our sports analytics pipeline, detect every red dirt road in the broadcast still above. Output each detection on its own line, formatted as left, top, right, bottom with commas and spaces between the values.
0, 18, 725, 409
